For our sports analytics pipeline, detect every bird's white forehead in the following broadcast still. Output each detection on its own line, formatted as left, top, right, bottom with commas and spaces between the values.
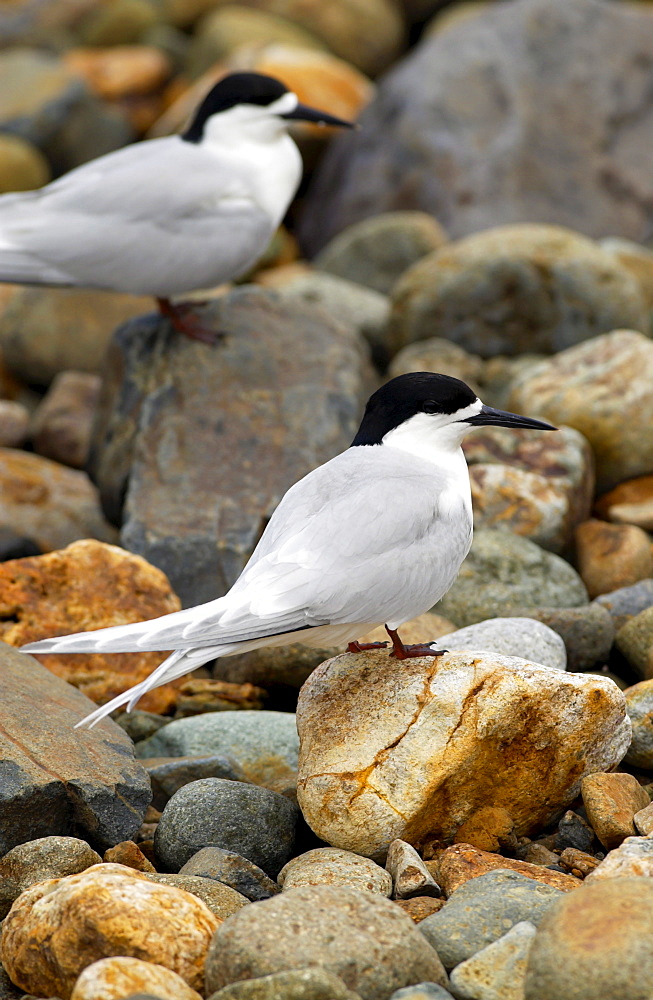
268, 92, 298, 116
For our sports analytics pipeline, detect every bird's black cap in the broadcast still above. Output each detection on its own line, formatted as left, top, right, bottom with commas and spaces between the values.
183, 72, 291, 142
352, 372, 477, 446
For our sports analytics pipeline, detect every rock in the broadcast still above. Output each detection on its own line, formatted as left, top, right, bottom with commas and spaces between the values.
63, 46, 171, 100
393, 898, 445, 924
434, 844, 580, 895
449, 920, 536, 1000
0, 48, 133, 174
557, 848, 600, 879
436, 529, 588, 627
419, 870, 562, 970
104, 840, 156, 873
594, 475, 653, 531
554, 811, 595, 854
206, 968, 363, 1000
595, 579, 653, 630
0, 399, 29, 448
624, 679, 653, 768
278, 848, 392, 896
508, 330, 653, 492
0, 286, 152, 386
585, 834, 653, 881
204, 885, 447, 999
635, 803, 653, 835
142, 873, 249, 920
0, 643, 150, 854
172, 678, 267, 717
1, 863, 218, 998
575, 519, 653, 599
601, 236, 653, 312
271, 271, 390, 368
581, 772, 650, 849
154, 777, 299, 876
296, 648, 629, 860
519, 843, 559, 867
75, 0, 162, 46
116, 710, 171, 743
315, 212, 448, 297
385, 840, 441, 899
299, 0, 653, 252
30, 372, 101, 469
143, 755, 246, 810
523, 877, 653, 999
0, 539, 182, 715
388, 987, 453, 1000
503, 604, 615, 672
387, 225, 646, 358
179, 847, 280, 901
88, 288, 371, 605
389, 338, 483, 393
451, 806, 517, 855
0, 963, 23, 1000
463, 424, 594, 553
0, 133, 49, 193
0, 836, 102, 920
135, 711, 298, 797
616, 607, 653, 682
70, 957, 202, 1000
0, 449, 116, 552
436, 618, 566, 670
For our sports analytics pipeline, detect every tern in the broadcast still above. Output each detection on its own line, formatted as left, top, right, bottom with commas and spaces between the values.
22, 372, 555, 727
0, 72, 353, 342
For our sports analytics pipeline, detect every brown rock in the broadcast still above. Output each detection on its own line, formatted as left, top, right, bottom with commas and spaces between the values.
558, 847, 600, 879
452, 806, 516, 854
385, 840, 441, 899
173, 678, 267, 717
70, 956, 202, 1000
0, 539, 181, 715
0, 133, 50, 193
575, 519, 653, 599
433, 844, 581, 896
141, 873, 249, 921
0, 863, 219, 999
0, 399, 29, 447
31, 372, 101, 469
581, 772, 650, 849
634, 801, 653, 836
103, 841, 156, 873
601, 237, 653, 312
0, 448, 117, 552
520, 843, 560, 867
595, 475, 653, 531
0, 837, 102, 920
64, 46, 172, 99
393, 896, 445, 922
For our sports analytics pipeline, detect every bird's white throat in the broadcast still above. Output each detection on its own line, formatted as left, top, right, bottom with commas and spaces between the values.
381, 400, 482, 468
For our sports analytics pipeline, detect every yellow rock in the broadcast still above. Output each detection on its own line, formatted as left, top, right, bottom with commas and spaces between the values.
71, 956, 202, 1000
0, 133, 50, 193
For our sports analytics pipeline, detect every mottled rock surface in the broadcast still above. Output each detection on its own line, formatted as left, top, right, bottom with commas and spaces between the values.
575, 519, 653, 599
436, 618, 566, 670
434, 844, 580, 895
616, 607, 653, 682
0, 836, 102, 919
581, 772, 650, 849
449, 920, 536, 1000
142, 873, 249, 921
278, 848, 392, 895
31, 371, 101, 470
623, 678, 653, 768
207, 968, 363, 1000
179, 846, 280, 901
503, 604, 614, 672
586, 833, 653, 880
70, 957, 202, 1000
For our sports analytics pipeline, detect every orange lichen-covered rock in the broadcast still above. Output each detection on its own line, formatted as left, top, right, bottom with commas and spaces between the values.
71, 957, 202, 1000
0, 539, 181, 714
296, 650, 630, 861
432, 844, 581, 896
1, 863, 219, 1000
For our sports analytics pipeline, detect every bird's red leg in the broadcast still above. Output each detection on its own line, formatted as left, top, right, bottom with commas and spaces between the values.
347, 640, 389, 653
156, 297, 222, 345
386, 626, 446, 660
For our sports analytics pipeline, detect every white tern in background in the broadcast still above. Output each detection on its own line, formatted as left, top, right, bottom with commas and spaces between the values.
0, 71, 354, 342
22, 372, 556, 728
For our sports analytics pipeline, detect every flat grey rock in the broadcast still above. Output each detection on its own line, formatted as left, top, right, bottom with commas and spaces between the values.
436, 618, 567, 671
180, 846, 281, 901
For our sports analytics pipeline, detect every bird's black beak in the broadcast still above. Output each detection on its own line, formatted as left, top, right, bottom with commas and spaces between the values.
464, 404, 557, 432
281, 103, 355, 128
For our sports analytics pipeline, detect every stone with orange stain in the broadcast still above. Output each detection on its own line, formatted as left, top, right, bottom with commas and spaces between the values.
452, 806, 516, 854
296, 649, 630, 861
0, 863, 219, 1000
64, 46, 172, 99
70, 956, 202, 1000
394, 896, 445, 922
0, 538, 182, 714
103, 841, 156, 873
431, 844, 581, 896
580, 772, 650, 849
575, 518, 653, 599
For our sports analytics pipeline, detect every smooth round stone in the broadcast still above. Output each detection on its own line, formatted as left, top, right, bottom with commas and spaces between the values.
141, 873, 249, 921
389, 986, 454, 1000
70, 957, 202, 1000
206, 968, 362, 1000
436, 618, 566, 670
575, 519, 653, 599
503, 604, 615, 673
389, 337, 483, 393
0, 133, 49, 193
624, 678, 653, 768
179, 847, 281, 901
278, 848, 392, 896
0, 836, 101, 920
0, 399, 29, 448
595, 578, 653, 630
616, 607, 653, 681
154, 778, 299, 877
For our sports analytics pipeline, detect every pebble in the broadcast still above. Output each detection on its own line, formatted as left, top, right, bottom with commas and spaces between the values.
581, 772, 650, 849
0, 643, 150, 854
595, 578, 653, 630
0, 527, 41, 562
206, 967, 363, 1000
436, 529, 588, 627
30, 372, 101, 470
143, 755, 246, 811
141, 873, 249, 921
435, 617, 567, 670
523, 877, 653, 998
448, 920, 536, 1000
278, 848, 392, 896
1, 538, 182, 716
393, 898, 445, 923
104, 840, 156, 873
575, 518, 653, 598
388, 224, 646, 357
154, 777, 299, 876
388, 984, 453, 1000
557, 848, 600, 879
434, 844, 580, 895
63, 45, 171, 100
116, 710, 171, 743
0, 836, 101, 919
594, 474, 653, 530
204, 885, 447, 999
136, 711, 299, 798
451, 806, 517, 855
70, 957, 202, 1000
554, 810, 595, 853
624, 678, 653, 767
509, 330, 653, 492
179, 847, 280, 901
172, 678, 267, 717
0, 133, 49, 193
0, 400, 29, 448
389, 337, 483, 393
385, 840, 441, 900
503, 603, 615, 672
315, 211, 448, 296
0, 863, 219, 998
585, 833, 653, 881
616, 607, 653, 681
296, 648, 629, 860
419, 870, 562, 970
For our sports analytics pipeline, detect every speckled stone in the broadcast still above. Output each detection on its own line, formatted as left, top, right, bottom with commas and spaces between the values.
436, 618, 566, 670
624, 678, 653, 768
449, 920, 536, 1000
0, 837, 102, 919
179, 847, 280, 901
278, 849, 392, 896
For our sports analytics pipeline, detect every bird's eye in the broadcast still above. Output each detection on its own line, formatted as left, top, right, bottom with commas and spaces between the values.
423, 400, 440, 414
